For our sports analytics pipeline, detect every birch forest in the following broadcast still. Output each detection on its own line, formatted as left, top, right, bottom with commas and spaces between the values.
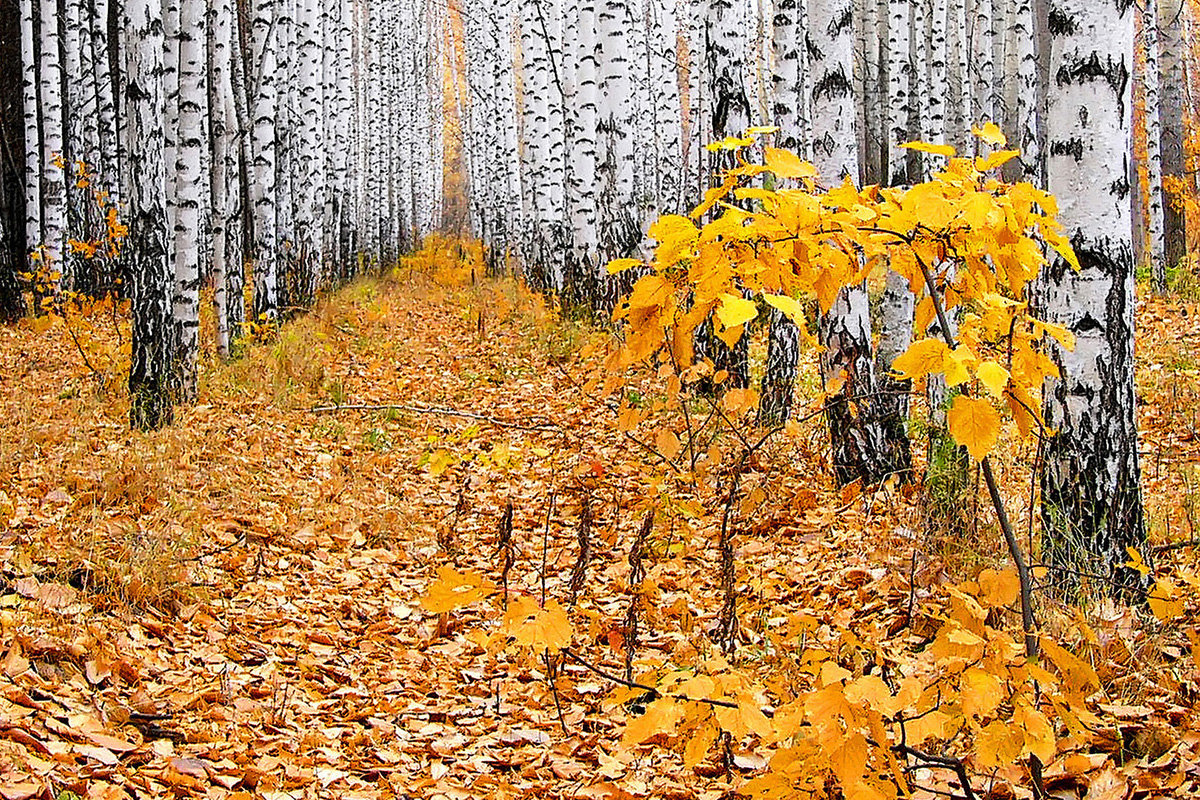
3, 1, 1200, 798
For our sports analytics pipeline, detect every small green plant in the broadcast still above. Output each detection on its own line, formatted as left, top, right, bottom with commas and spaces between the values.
314, 419, 346, 440
364, 427, 392, 451
323, 378, 347, 406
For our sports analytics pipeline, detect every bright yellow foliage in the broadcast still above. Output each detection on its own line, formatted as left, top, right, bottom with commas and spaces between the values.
608, 129, 1075, 464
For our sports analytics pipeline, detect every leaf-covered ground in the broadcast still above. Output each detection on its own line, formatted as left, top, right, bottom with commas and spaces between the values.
1, 256, 1199, 800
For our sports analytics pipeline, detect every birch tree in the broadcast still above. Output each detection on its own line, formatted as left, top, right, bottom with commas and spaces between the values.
1159, 0, 1186, 278
1141, 0, 1167, 290
564, 0, 601, 306
19, 0, 40, 262
875, 0, 916, 479
1041, 0, 1146, 592
1, 10, 27, 320
124, 0, 175, 430
38, 0, 66, 275
597, 0, 641, 287
809, 0, 908, 483
251, 0, 280, 319
171, 0, 206, 402
698, 0, 752, 391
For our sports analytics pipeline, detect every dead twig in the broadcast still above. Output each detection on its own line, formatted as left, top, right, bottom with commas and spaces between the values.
310, 402, 566, 435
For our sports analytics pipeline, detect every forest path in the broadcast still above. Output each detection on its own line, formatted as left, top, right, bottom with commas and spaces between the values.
2, 256, 1200, 799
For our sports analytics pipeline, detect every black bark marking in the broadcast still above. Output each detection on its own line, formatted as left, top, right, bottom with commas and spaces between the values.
829, 5, 853, 38
812, 65, 852, 104
1054, 52, 1130, 123
1047, 7, 1077, 36
1049, 137, 1084, 162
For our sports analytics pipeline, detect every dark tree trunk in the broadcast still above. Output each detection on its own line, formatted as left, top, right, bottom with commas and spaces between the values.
0, 0, 29, 322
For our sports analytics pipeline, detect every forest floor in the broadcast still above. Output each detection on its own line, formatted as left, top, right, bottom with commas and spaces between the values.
1, 246, 1199, 800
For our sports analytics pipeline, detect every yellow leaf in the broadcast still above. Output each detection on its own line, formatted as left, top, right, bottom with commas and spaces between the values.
976, 719, 1024, 770
829, 733, 868, 787
820, 661, 852, 687
738, 693, 774, 739
746, 125, 781, 136
960, 667, 1004, 719
764, 147, 818, 180
501, 596, 573, 651
606, 258, 642, 275
947, 395, 1001, 461
845, 675, 898, 717
972, 122, 1007, 147
1044, 228, 1080, 272
707, 135, 754, 151
683, 718, 719, 767
944, 346, 973, 387
656, 429, 682, 460
1148, 578, 1184, 621
1017, 704, 1057, 762
901, 140, 956, 158
626, 274, 671, 311
715, 293, 759, 330
977, 568, 1021, 608
1039, 637, 1100, 694
976, 360, 1011, 399
891, 338, 950, 381
975, 149, 1021, 172
762, 293, 806, 327
421, 567, 496, 613
1124, 546, 1151, 576
623, 698, 684, 745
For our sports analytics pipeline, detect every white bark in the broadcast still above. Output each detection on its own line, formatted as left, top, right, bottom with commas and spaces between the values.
20, 0, 41, 255
886, 0, 912, 184
38, 0, 66, 270
251, 0, 279, 318
172, 0, 205, 401
1159, 0, 1186, 272
1141, 0, 1166, 288
1041, 0, 1145, 588
124, 0, 174, 429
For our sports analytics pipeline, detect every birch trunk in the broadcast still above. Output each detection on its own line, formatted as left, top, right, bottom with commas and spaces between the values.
171, 0, 205, 403
38, 0, 66, 273
564, 0, 601, 307
207, 0, 233, 357
20, 0, 41, 257
698, 0, 751, 391
125, 0, 175, 430
1159, 0, 1186, 275
1141, 0, 1166, 290
597, 0, 641, 309
1041, 0, 1146, 594
251, 0, 279, 318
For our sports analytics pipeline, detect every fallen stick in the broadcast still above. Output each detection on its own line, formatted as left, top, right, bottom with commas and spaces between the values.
309, 402, 565, 435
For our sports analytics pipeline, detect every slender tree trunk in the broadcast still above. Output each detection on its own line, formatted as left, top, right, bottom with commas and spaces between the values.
807, 0, 907, 483
698, 0, 751, 391
1041, 0, 1146, 594
1159, 0, 1186, 275
124, 0, 175, 430
171, 0, 205, 402
1, 6, 29, 320
875, 0, 916, 479
38, 0, 66, 273
564, 0, 601, 307
251, 0, 279, 318
1140, 0, 1165, 290
20, 0, 41, 260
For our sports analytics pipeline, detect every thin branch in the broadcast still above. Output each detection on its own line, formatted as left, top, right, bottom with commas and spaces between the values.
309, 402, 565, 435
559, 647, 743, 712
